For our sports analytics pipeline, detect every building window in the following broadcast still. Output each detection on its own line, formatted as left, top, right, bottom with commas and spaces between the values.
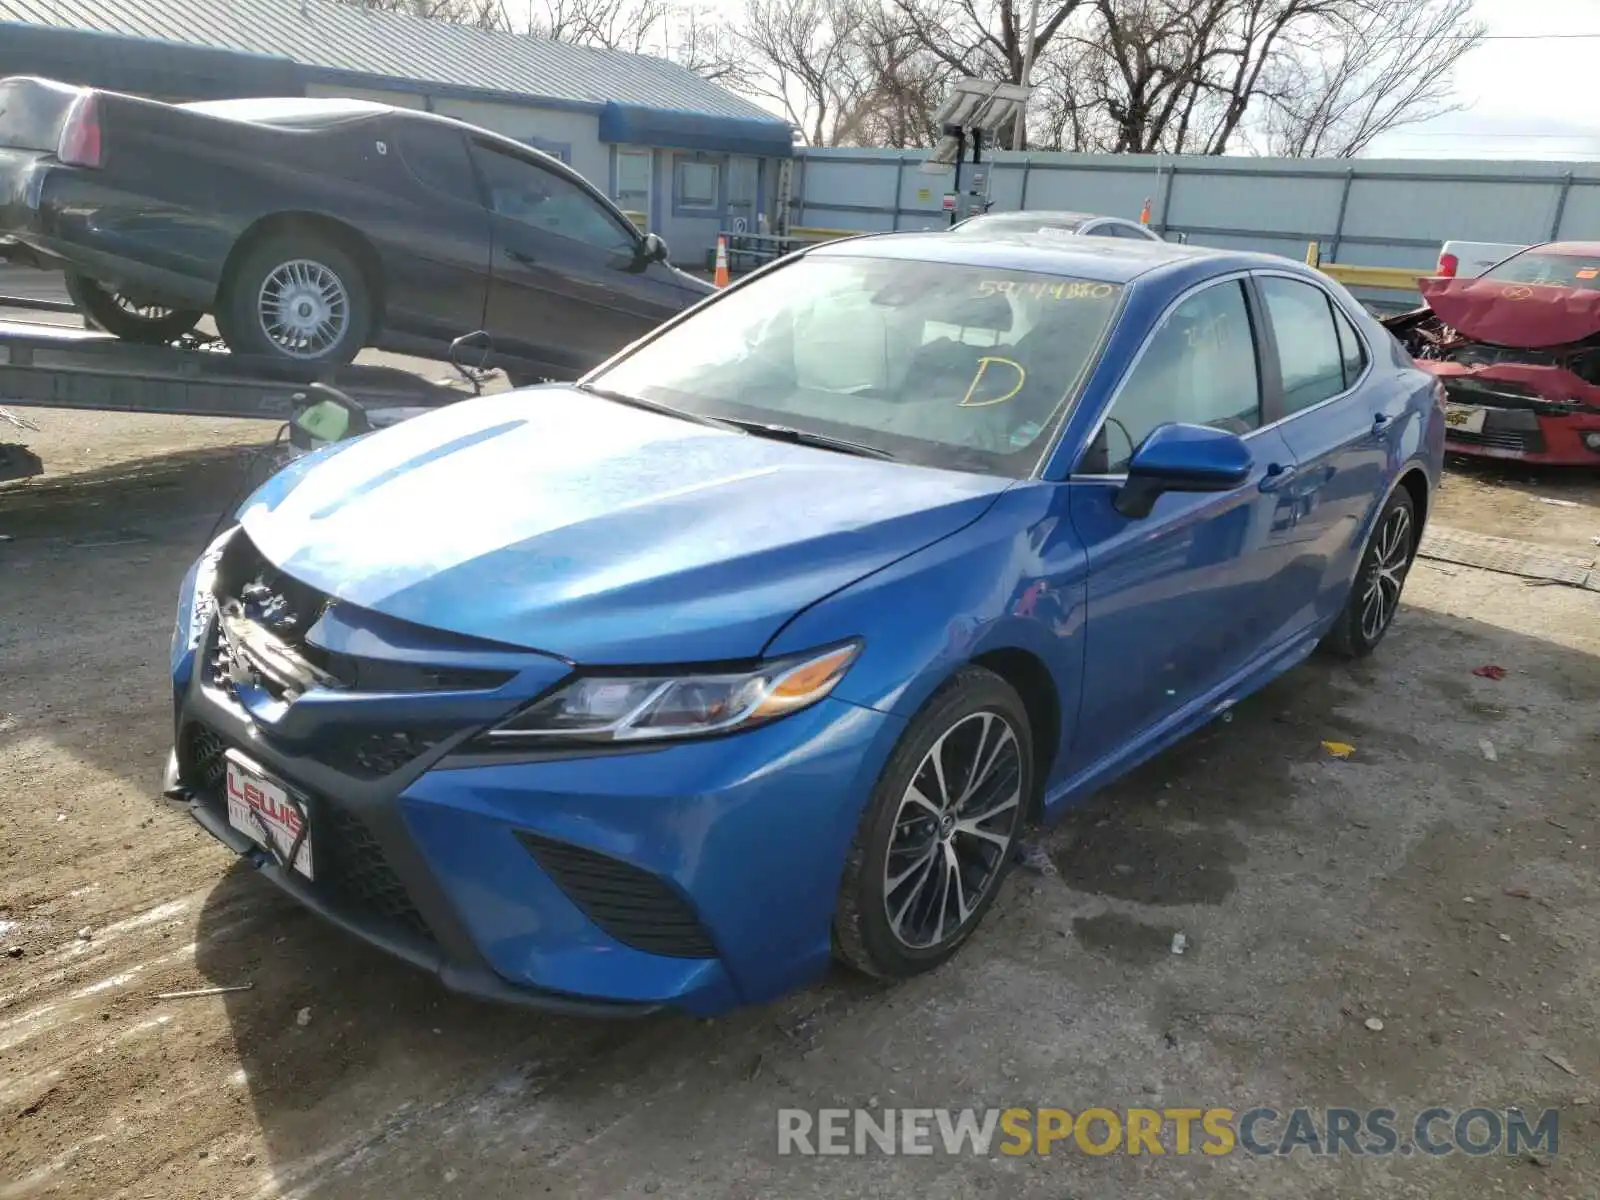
674, 155, 721, 213
523, 136, 571, 165
614, 148, 652, 228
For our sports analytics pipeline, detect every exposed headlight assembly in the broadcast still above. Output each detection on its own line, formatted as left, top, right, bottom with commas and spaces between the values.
486, 641, 861, 744
174, 525, 237, 654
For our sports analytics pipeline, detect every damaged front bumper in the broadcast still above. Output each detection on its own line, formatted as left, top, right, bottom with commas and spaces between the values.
1422, 362, 1600, 464
1384, 306, 1600, 465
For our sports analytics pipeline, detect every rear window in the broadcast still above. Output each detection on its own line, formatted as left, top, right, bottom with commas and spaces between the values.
1482, 250, 1600, 290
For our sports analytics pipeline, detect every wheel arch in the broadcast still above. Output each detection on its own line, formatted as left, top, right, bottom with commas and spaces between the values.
1396, 464, 1430, 534
216, 212, 387, 340
969, 646, 1061, 826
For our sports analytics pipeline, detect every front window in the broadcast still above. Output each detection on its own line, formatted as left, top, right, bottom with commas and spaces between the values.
589, 253, 1125, 476
1483, 250, 1600, 290
472, 143, 637, 255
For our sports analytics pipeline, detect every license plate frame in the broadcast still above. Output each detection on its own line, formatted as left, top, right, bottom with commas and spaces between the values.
1444, 402, 1488, 434
225, 751, 314, 880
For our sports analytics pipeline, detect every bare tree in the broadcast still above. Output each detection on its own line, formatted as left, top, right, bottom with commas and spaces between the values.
738, 0, 873, 146
337, 0, 511, 29
1021, 0, 1481, 155
527, 0, 667, 52
1263, 0, 1483, 157
661, 5, 750, 85
887, 0, 1087, 147
844, 7, 956, 147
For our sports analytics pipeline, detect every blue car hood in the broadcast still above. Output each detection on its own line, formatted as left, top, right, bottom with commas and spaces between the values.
239, 388, 1011, 663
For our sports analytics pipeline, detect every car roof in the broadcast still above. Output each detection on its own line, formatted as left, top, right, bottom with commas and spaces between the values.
956, 210, 1100, 229
180, 96, 392, 124
1528, 241, 1600, 257
813, 229, 1265, 285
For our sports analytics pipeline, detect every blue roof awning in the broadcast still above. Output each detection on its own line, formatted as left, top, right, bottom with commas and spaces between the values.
600, 101, 793, 158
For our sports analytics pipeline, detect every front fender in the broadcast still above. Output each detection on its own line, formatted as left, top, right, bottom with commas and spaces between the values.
763, 485, 1086, 774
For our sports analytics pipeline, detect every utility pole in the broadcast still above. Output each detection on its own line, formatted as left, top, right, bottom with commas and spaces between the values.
1011, 0, 1041, 151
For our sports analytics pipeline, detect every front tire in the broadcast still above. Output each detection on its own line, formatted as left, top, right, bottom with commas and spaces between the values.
833, 667, 1031, 979
1323, 486, 1418, 659
65, 272, 201, 344
220, 232, 370, 366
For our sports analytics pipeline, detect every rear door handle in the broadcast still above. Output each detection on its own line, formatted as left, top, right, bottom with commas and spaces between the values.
1372, 412, 1392, 431
1259, 462, 1298, 493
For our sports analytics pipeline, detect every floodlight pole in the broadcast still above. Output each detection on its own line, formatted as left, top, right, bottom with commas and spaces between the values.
1011, 0, 1041, 151
946, 122, 965, 226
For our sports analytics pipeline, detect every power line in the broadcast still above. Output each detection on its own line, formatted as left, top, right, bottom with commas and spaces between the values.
1388, 131, 1600, 139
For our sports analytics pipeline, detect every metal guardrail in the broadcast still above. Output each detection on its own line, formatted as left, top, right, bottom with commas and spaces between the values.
1306, 242, 1428, 294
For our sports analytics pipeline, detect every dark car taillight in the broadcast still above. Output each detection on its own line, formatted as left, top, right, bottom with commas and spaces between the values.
1437, 252, 1459, 278
57, 93, 103, 168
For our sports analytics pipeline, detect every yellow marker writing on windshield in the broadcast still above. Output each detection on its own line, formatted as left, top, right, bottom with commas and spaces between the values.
960, 357, 1026, 407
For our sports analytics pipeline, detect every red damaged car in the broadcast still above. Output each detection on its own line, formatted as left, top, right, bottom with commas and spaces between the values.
1385, 242, 1600, 465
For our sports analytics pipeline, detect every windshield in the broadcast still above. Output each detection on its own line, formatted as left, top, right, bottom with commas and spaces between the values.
1483, 250, 1600, 290
589, 254, 1124, 476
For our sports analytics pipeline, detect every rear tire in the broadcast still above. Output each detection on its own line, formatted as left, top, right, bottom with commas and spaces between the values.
832, 667, 1031, 980
220, 231, 370, 366
65, 272, 201, 344
1323, 486, 1417, 659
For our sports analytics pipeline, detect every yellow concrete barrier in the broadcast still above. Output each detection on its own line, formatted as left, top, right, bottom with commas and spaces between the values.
1305, 242, 1429, 292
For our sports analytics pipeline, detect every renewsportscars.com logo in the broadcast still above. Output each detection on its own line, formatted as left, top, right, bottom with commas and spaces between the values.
777, 1106, 1560, 1158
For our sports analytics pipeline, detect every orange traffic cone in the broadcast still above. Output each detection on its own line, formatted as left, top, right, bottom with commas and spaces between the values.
1139, 197, 1152, 225
713, 235, 730, 288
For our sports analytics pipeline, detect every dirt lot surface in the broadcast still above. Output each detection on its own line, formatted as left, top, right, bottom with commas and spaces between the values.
3, 375, 1600, 1197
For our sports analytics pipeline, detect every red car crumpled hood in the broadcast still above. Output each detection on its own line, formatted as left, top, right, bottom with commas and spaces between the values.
1420, 277, 1600, 349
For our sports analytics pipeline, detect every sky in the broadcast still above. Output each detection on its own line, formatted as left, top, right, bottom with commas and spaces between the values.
1365, 0, 1600, 159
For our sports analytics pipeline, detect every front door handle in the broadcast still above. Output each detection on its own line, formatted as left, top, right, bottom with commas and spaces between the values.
1259, 462, 1298, 493
506, 248, 537, 268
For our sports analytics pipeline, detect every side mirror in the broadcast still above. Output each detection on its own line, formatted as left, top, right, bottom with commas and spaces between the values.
642, 232, 670, 263
448, 330, 495, 394
1114, 422, 1252, 519
449, 329, 495, 373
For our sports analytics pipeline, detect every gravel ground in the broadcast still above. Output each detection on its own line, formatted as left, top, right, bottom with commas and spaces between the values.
2, 297, 1599, 1198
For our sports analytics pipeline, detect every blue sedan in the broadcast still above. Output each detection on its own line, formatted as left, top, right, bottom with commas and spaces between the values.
165, 232, 1445, 1015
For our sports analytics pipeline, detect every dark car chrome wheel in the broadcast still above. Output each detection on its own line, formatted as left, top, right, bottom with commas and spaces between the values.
65, 271, 202, 344
834, 666, 1032, 979
1324, 484, 1419, 659
222, 232, 370, 366
257, 259, 351, 360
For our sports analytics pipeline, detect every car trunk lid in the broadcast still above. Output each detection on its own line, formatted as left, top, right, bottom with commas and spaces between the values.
0, 76, 89, 154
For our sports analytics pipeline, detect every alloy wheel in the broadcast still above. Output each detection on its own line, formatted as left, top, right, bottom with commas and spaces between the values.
882, 710, 1022, 950
1360, 504, 1413, 642
257, 259, 350, 359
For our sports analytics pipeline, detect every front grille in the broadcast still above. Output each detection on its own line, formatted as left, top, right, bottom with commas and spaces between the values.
176, 722, 435, 946
317, 805, 434, 943
211, 534, 513, 703
313, 727, 455, 780
1448, 427, 1547, 453
516, 831, 718, 959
